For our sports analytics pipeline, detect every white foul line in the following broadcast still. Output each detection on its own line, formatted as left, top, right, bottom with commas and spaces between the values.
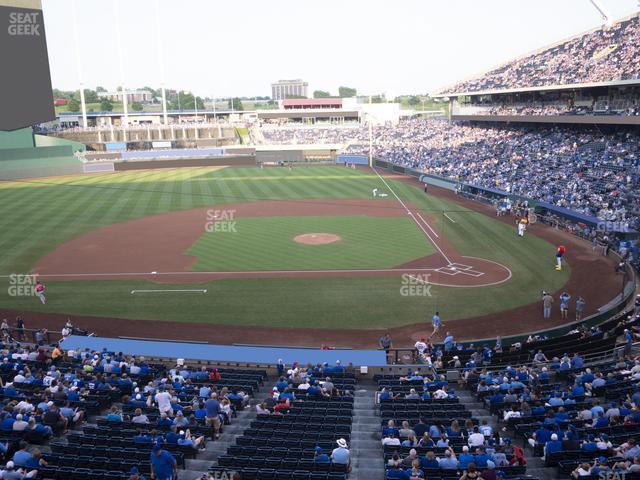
371, 167, 452, 264
131, 289, 207, 294
415, 211, 440, 238
443, 212, 456, 223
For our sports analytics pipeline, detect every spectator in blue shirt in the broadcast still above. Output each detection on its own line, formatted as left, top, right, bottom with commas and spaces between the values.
12, 442, 33, 468
438, 449, 458, 469
314, 446, 330, 463
458, 446, 475, 469
421, 451, 439, 468
331, 438, 351, 468
544, 433, 563, 460
150, 445, 177, 480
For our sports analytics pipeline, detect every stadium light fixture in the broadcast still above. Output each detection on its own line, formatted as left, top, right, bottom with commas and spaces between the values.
113, 0, 129, 127
588, 0, 613, 25
154, 0, 168, 125
71, 0, 87, 128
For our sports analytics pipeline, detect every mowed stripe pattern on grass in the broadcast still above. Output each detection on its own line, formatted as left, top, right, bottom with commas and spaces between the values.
0, 166, 570, 329
187, 216, 435, 271
0, 166, 392, 273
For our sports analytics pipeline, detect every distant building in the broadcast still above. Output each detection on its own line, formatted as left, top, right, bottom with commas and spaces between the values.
271, 79, 308, 101
99, 90, 154, 103
280, 98, 342, 110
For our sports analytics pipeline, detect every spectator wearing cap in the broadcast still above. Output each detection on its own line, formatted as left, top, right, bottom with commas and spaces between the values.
173, 411, 188, 428
150, 444, 177, 480
128, 466, 146, 480
331, 438, 351, 468
313, 446, 330, 463
458, 446, 475, 469
591, 457, 612, 477
2, 460, 37, 480
11, 415, 27, 432
177, 428, 205, 450
544, 433, 563, 460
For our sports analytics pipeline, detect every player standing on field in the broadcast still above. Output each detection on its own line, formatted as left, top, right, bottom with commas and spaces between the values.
35, 280, 46, 305
431, 312, 442, 336
555, 245, 566, 271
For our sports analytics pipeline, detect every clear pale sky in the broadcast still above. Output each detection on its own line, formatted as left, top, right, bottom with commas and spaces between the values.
42, 0, 639, 98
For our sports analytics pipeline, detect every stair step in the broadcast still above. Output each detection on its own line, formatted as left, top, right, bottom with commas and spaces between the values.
178, 469, 205, 480
185, 459, 214, 471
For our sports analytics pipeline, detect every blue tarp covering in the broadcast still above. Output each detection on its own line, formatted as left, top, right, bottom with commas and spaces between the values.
105, 142, 127, 151
121, 148, 224, 160
61, 336, 388, 366
336, 154, 368, 165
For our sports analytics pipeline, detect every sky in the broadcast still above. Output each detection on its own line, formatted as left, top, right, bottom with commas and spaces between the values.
42, 0, 639, 98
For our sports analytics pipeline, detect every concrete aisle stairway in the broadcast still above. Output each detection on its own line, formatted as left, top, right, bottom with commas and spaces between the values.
349, 380, 385, 480
456, 387, 554, 480
179, 388, 272, 480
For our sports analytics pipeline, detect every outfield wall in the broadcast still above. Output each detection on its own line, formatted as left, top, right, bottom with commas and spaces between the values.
0, 128, 34, 149
0, 130, 84, 179
112, 155, 256, 171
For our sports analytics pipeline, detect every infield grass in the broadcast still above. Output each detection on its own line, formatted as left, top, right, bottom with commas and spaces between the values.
0, 165, 571, 328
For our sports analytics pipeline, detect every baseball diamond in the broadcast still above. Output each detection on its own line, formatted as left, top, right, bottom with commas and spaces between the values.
2, 6, 640, 480
0, 165, 622, 345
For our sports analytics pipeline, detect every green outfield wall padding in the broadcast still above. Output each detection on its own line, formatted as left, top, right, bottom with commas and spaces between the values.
34, 134, 85, 152
0, 145, 73, 161
0, 128, 34, 149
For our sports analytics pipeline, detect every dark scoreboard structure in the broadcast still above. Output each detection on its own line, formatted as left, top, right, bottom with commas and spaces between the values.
0, 0, 55, 131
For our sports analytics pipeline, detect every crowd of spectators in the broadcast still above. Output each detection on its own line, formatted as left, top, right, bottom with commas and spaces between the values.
462, 94, 640, 117
440, 14, 640, 93
260, 120, 640, 231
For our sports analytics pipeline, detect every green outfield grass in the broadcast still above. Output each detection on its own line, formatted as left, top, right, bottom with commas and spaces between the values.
0, 166, 570, 328
187, 216, 434, 271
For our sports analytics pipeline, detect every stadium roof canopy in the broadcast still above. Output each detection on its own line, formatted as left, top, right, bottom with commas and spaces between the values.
282, 98, 343, 108
432, 77, 640, 99
434, 11, 640, 97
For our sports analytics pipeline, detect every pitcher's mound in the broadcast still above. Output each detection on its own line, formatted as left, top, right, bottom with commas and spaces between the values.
294, 233, 342, 245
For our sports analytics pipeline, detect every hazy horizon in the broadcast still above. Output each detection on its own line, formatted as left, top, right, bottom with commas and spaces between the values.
43, 0, 639, 98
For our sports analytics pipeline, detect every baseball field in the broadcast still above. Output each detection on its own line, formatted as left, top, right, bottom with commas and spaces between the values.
0, 165, 620, 345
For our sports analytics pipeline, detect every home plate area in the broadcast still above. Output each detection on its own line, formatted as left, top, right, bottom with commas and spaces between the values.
435, 263, 484, 277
